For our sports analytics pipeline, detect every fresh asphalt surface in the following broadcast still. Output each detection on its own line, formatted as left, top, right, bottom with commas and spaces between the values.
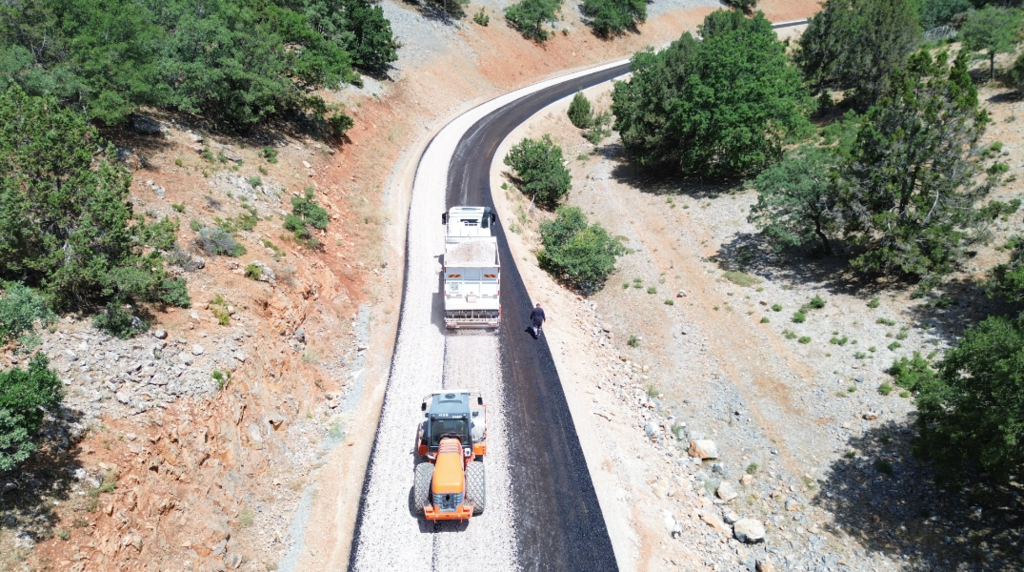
446, 64, 628, 572
350, 19, 805, 571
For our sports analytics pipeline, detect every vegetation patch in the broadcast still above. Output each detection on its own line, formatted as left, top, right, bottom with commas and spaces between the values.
537, 206, 625, 294
723, 270, 761, 288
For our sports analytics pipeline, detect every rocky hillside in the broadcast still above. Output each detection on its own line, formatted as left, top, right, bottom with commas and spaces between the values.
0, 0, 823, 570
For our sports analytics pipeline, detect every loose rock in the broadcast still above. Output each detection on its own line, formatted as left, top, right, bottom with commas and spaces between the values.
689, 439, 718, 459
733, 518, 766, 543
716, 481, 738, 502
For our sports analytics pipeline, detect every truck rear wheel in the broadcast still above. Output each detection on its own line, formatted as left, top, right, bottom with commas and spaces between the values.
465, 461, 486, 515
414, 462, 434, 514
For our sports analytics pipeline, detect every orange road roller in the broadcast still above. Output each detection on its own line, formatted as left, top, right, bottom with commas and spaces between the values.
414, 390, 486, 521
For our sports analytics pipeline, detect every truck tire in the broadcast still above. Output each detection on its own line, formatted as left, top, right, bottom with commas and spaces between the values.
414, 462, 434, 514
465, 461, 486, 515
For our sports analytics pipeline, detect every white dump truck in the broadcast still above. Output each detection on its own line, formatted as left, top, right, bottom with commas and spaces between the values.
441, 206, 500, 329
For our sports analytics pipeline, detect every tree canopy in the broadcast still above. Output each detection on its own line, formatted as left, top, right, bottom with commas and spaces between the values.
581, 0, 646, 37
836, 51, 1001, 283
959, 5, 1023, 82
503, 135, 572, 209
891, 316, 1024, 481
0, 0, 397, 127
748, 145, 840, 255
916, 0, 973, 29
0, 86, 188, 311
796, 0, 921, 107
537, 206, 626, 294
0, 354, 63, 471
612, 9, 809, 178
568, 90, 593, 128
504, 0, 562, 42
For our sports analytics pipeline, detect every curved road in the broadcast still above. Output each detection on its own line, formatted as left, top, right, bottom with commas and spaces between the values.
350, 19, 805, 571
447, 64, 629, 571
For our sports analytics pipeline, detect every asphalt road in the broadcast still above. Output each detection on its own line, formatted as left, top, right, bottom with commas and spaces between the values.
443, 18, 805, 565
446, 64, 628, 572
349, 19, 806, 570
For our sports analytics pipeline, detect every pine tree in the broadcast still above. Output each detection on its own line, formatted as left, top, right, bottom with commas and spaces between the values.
567, 91, 593, 128
796, 0, 921, 107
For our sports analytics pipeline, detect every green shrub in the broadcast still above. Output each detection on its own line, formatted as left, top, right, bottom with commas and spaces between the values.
292, 189, 329, 230
0, 282, 56, 344
583, 110, 613, 145
867, 296, 880, 308
473, 7, 490, 25
568, 91, 593, 128
0, 354, 63, 470
829, 335, 848, 346
172, 204, 186, 213
209, 295, 231, 326
159, 279, 191, 309
771, 303, 782, 312
284, 188, 330, 248
262, 147, 278, 164
854, 351, 866, 359
664, 299, 674, 305
807, 295, 826, 309
877, 317, 896, 326
537, 206, 625, 294
760, 316, 769, 323
212, 370, 230, 389
746, 462, 759, 474
627, 334, 639, 347
888, 351, 935, 392
791, 311, 806, 323
646, 286, 656, 294
93, 302, 149, 338
879, 382, 893, 395
503, 135, 571, 209
887, 341, 902, 351
244, 263, 262, 281
798, 336, 811, 344
248, 176, 262, 187
195, 227, 246, 257
505, 0, 563, 41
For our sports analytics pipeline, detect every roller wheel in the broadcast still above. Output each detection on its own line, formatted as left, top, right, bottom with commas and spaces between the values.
414, 462, 434, 514
465, 461, 486, 515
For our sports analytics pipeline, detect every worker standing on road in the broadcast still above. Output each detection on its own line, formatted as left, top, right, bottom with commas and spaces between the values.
529, 302, 546, 339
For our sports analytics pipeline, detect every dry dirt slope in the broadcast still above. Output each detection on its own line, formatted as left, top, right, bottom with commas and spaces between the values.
489, 50, 1024, 572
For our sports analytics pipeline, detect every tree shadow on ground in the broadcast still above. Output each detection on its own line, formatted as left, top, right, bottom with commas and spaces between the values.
714, 229, 1014, 347
0, 407, 86, 545
400, 0, 466, 23
605, 144, 738, 199
815, 418, 1024, 571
